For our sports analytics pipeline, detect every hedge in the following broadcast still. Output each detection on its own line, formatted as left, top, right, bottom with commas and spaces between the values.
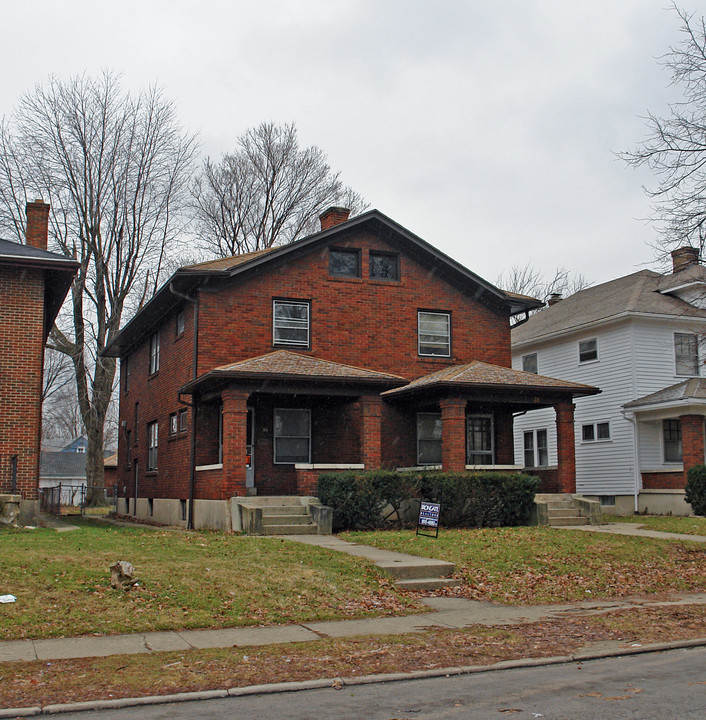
686, 464, 706, 516
317, 470, 539, 532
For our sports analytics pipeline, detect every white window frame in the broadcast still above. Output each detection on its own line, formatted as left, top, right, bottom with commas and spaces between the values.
273, 408, 311, 464
178, 408, 188, 432
169, 413, 178, 436
522, 353, 538, 374
674, 332, 699, 376
149, 332, 160, 374
418, 311, 451, 357
578, 338, 598, 364
147, 420, 158, 471
416, 412, 442, 466
523, 428, 548, 467
662, 419, 682, 464
581, 421, 611, 443
466, 414, 494, 465
273, 300, 310, 348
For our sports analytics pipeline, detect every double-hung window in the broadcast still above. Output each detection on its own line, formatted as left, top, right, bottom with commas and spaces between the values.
663, 419, 682, 463
149, 332, 160, 374
675, 333, 699, 376
578, 338, 598, 363
582, 422, 611, 442
147, 421, 158, 470
523, 429, 548, 467
522, 353, 538, 374
418, 311, 451, 357
274, 408, 311, 464
467, 415, 494, 465
273, 300, 310, 347
417, 413, 442, 465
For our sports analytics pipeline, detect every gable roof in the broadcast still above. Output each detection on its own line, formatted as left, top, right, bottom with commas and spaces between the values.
0, 237, 79, 338
180, 350, 407, 395
104, 210, 542, 357
512, 267, 706, 348
382, 360, 599, 399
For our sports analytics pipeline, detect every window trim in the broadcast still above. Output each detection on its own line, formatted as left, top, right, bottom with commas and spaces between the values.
169, 413, 178, 436
523, 428, 548, 468
272, 299, 311, 348
176, 309, 185, 337
147, 420, 158, 471
581, 421, 611, 444
674, 331, 699, 377
578, 338, 598, 364
418, 310, 451, 358
178, 408, 188, 432
522, 353, 538, 374
329, 247, 361, 278
369, 251, 400, 281
466, 413, 495, 465
416, 412, 442, 466
149, 331, 160, 375
662, 418, 683, 464
273, 408, 311, 465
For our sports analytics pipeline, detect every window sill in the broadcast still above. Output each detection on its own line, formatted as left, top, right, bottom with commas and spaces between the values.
369, 278, 401, 286
294, 463, 365, 470
418, 356, 453, 363
196, 463, 223, 472
327, 276, 363, 283
581, 439, 612, 445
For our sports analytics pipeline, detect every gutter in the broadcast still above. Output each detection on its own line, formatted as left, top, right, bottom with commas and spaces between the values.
169, 282, 199, 530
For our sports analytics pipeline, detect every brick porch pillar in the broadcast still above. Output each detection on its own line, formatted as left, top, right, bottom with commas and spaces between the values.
221, 389, 249, 498
680, 414, 705, 479
360, 395, 383, 469
440, 398, 466, 471
554, 401, 576, 493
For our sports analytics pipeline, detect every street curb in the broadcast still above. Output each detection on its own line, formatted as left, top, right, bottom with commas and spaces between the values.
2, 636, 705, 716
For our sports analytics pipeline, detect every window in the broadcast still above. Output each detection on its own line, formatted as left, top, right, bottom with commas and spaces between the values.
522, 353, 538, 374
125, 430, 131, 468
176, 310, 185, 337
599, 495, 616, 507
523, 429, 548, 467
178, 408, 188, 432
581, 422, 611, 442
180, 499, 187, 522
467, 415, 494, 465
169, 413, 178, 436
369, 252, 399, 281
329, 248, 361, 278
274, 408, 310, 464
675, 332, 699, 376
149, 332, 160, 374
123, 356, 130, 392
417, 413, 442, 465
273, 300, 310, 347
663, 419, 682, 463
578, 338, 598, 363
418, 311, 451, 357
147, 421, 158, 470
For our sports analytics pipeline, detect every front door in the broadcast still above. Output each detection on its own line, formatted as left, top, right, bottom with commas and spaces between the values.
246, 407, 255, 488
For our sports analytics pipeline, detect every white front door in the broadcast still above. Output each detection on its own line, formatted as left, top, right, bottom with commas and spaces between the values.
246, 407, 255, 488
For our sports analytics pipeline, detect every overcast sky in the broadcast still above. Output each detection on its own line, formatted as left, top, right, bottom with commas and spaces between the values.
1, 1, 702, 288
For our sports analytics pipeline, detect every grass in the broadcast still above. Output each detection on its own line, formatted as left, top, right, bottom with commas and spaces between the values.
341, 526, 706, 604
604, 514, 706, 536
0, 519, 419, 641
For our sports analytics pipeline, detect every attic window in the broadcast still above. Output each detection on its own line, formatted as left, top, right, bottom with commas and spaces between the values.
369, 252, 399, 281
329, 248, 361, 278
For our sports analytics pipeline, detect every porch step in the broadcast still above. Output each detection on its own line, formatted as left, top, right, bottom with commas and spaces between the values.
262, 513, 311, 526
549, 515, 589, 527
535, 493, 595, 527
263, 523, 318, 535
377, 559, 456, 581
396, 577, 464, 591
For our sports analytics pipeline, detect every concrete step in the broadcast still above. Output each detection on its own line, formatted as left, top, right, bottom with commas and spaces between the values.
263, 523, 317, 535
547, 507, 578, 517
395, 577, 463, 591
262, 514, 311, 526
376, 560, 456, 581
261, 506, 308, 516
547, 501, 574, 510
549, 516, 589, 526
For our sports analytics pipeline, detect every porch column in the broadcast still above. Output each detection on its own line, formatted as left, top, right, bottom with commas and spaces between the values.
680, 414, 705, 477
554, 401, 576, 493
221, 389, 249, 498
360, 395, 383, 469
440, 398, 466, 471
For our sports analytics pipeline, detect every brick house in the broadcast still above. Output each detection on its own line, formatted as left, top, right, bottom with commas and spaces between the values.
0, 201, 78, 522
104, 208, 598, 529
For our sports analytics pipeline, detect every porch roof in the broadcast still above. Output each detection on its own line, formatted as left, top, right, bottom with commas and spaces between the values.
179, 350, 407, 395
623, 378, 706, 416
382, 361, 599, 401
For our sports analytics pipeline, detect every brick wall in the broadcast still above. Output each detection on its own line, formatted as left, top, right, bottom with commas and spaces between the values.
641, 471, 685, 490
0, 266, 45, 499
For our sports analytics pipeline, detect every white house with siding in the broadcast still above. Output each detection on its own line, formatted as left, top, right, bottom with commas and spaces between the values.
511, 248, 706, 515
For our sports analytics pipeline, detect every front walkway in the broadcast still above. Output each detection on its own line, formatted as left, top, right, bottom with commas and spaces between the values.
553, 521, 706, 544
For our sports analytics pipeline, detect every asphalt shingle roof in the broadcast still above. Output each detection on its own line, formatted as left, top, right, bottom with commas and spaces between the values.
624, 378, 706, 409
39, 452, 87, 480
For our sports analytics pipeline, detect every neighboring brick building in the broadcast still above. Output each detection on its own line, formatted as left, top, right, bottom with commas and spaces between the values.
0, 201, 78, 522
104, 208, 598, 529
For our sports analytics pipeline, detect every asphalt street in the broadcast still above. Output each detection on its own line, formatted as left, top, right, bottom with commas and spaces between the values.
53, 645, 706, 720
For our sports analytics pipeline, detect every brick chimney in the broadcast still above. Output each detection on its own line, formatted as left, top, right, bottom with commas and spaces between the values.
25, 199, 50, 251
547, 293, 562, 306
671, 246, 699, 273
319, 206, 350, 231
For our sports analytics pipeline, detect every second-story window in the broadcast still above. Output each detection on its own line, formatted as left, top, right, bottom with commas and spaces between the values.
123, 356, 130, 391
522, 353, 538, 374
418, 311, 451, 357
329, 248, 361, 278
147, 421, 158, 470
149, 331, 160, 374
675, 332, 698, 376
273, 300, 310, 347
578, 338, 598, 363
176, 310, 185, 337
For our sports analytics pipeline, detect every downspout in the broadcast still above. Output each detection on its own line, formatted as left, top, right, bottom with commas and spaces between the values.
623, 408, 641, 514
169, 281, 199, 530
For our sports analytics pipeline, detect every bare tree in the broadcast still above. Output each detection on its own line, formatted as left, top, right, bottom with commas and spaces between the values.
621, 5, 706, 261
497, 263, 591, 303
0, 72, 197, 496
193, 122, 366, 257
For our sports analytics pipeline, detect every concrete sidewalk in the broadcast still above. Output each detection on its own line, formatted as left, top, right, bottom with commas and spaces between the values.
554, 521, 706, 543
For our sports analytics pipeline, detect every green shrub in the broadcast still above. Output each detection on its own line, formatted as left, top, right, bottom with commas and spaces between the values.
317, 470, 538, 531
686, 464, 706, 516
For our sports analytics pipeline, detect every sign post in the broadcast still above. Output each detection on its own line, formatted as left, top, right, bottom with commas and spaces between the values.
416, 500, 440, 538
